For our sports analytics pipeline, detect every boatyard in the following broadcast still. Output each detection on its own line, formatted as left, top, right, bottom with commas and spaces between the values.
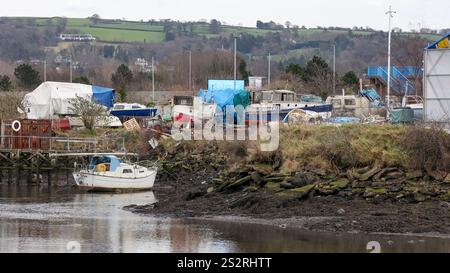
1, 1, 450, 255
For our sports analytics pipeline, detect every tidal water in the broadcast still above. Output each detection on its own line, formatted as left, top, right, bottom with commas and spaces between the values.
0, 185, 450, 253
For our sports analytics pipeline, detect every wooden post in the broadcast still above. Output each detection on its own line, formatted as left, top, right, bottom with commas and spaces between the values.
47, 170, 51, 187
8, 168, 12, 184
15, 165, 20, 186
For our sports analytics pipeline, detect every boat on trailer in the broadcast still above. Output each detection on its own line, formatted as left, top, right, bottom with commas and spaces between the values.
73, 155, 157, 191
245, 90, 333, 124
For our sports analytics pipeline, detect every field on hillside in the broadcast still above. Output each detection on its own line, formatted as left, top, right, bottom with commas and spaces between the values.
26, 16, 440, 44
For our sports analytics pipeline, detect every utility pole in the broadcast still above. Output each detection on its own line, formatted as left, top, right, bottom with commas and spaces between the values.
386, 5, 396, 111
43, 60, 47, 82
268, 53, 271, 90
69, 59, 72, 83
333, 44, 336, 95
152, 56, 155, 102
234, 36, 237, 91
189, 50, 192, 94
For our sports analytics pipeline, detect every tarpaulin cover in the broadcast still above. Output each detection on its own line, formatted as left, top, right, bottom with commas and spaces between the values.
199, 88, 249, 109
391, 107, 414, 124
426, 32, 450, 49
361, 88, 382, 102
92, 85, 115, 108
23, 81, 115, 119
300, 94, 323, 103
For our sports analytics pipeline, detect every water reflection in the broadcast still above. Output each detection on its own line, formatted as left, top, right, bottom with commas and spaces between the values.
0, 185, 236, 253
0, 185, 450, 253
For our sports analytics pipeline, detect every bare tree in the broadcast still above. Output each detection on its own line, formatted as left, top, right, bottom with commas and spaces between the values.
392, 35, 427, 96
0, 91, 24, 120
68, 95, 108, 130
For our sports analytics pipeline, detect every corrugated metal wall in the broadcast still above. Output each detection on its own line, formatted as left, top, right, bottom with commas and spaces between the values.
1, 119, 52, 150
424, 49, 450, 122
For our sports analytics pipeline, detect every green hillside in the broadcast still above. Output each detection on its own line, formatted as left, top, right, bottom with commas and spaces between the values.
10, 16, 442, 44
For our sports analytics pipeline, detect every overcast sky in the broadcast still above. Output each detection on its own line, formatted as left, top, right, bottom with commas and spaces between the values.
2, 0, 449, 31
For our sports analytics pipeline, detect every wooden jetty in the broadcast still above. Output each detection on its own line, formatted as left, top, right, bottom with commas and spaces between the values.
0, 135, 130, 186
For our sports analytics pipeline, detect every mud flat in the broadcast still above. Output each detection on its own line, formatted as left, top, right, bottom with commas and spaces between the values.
124, 124, 450, 236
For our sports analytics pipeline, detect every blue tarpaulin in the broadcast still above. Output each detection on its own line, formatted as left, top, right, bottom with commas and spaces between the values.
361, 88, 381, 102
199, 80, 249, 125
92, 85, 115, 108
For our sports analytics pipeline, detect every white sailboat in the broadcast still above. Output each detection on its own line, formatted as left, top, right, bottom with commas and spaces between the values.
73, 155, 157, 191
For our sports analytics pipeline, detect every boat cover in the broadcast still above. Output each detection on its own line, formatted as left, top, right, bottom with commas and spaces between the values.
199, 88, 250, 109
23, 82, 115, 119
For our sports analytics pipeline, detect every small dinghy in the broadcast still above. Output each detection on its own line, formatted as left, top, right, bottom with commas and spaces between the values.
73, 155, 157, 191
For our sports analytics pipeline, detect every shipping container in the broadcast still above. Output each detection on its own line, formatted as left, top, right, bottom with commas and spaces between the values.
1, 119, 52, 150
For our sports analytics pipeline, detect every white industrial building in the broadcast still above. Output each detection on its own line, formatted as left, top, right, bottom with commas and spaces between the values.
424, 33, 450, 123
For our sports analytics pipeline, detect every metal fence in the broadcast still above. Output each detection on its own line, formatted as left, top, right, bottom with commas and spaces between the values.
0, 135, 98, 152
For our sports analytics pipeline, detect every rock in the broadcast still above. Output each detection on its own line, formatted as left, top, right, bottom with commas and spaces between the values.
347, 169, 360, 180
316, 184, 338, 196
388, 185, 403, 193
426, 169, 445, 181
280, 181, 295, 189
312, 169, 327, 177
371, 182, 385, 188
439, 192, 450, 202
445, 174, 450, 183
439, 201, 450, 208
356, 166, 371, 174
289, 184, 316, 200
364, 187, 387, 198
405, 170, 423, 180
359, 166, 381, 181
396, 194, 405, 199
373, 168, 388, 182
351, 188, 364, 196
351, 180, 366, 189
229, 193, 260, 209
385, 171, 404, 180
414, 193, 426, 203
265, 182, 284, 193
243, 186, 258, 192
250, 172, 262, 183
252, 163, 273, 175
224, 175, 252, 191
184, 188, 207, 201
207, 187, 215, 193
337, 208, 346, 215
330, 179, 350, 189
290, 174, 309, 187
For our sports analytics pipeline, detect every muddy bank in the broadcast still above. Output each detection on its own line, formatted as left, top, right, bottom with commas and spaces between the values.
124, 168, 450, 235
125, 124, 450, 235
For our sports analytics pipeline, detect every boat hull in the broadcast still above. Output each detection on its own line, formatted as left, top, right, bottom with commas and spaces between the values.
245, 104, 333, 124
73, 171, 156, 191
111, 108, 157, 118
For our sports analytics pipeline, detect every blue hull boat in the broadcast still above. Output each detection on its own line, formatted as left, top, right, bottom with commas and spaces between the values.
111, 108, 157, 117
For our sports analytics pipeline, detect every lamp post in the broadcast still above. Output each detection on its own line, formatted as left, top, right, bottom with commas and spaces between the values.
333, 44, 336, 95
268, 52, 271, 90
69, 59, 72, 83
234, 36, 237, 91
386, 5, 396, 111
43, 60, 47, 82
189, 50, 192, 94
152, 56, 155, 102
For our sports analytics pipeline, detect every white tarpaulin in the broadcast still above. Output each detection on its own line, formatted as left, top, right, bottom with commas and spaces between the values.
23, 82, 93, 119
